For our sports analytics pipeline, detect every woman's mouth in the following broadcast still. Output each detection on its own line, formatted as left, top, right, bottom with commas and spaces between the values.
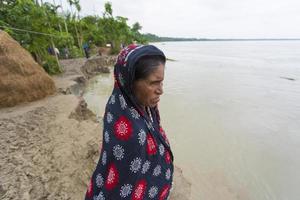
153, 98, 160, 104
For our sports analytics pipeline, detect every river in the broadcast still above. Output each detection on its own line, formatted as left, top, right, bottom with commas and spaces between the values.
84, 41, 300, 200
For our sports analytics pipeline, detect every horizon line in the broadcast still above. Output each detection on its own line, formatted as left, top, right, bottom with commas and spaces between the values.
150, 38, 300, 41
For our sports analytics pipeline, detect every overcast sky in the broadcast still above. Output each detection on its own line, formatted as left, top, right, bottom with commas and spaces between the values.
52, 0, 300, 39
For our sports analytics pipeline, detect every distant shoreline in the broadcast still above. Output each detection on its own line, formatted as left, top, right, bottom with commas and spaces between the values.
151, 38, 300, 43
144, 33, 300, 43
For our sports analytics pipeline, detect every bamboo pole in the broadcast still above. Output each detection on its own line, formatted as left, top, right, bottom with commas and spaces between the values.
70, 5, 83, 55
41, 0, 62, 71
50, 37, 61, 71
59, 0, 69, 34
52, 0, 63, 34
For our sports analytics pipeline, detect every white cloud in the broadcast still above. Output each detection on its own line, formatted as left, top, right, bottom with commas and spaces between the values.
47, 0, 300, 38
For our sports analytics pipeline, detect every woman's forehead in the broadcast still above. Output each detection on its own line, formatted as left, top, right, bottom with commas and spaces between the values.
146, 64, 165, 80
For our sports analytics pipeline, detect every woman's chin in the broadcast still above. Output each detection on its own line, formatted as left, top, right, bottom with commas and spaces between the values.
149, 102, 159, 108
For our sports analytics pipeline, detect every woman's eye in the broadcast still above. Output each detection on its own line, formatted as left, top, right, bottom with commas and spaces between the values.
149, 80, 162, 86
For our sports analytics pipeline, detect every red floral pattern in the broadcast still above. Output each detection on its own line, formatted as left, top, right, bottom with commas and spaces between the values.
159, 127, 170, 145
165, 150, 171, 164
146, 133, 157, 155
159, 184, 171, 200
114, 116, 133, 140
105, 163, 119, 190
131, 179, 147, 200
86, 178, 93, 198
114, 73, 120, 88
117, 44, 138, 66
159, 127, 165, 136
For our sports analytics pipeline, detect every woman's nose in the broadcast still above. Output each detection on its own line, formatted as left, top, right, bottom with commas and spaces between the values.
156, 82, 163, 95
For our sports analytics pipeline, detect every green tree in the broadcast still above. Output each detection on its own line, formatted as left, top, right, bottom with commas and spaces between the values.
0, 0, 71, 73
104, 2, 113, 17
0, 0, 151, 74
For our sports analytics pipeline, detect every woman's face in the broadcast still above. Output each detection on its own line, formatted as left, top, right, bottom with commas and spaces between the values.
133, 63, 165, 108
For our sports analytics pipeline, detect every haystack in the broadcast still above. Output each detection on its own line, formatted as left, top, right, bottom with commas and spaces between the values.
0, 31, 56, 108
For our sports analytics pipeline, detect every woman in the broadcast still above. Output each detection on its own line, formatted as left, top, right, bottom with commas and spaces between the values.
85, 44, 174, 200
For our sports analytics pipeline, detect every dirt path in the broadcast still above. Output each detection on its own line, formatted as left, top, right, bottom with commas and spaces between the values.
0, 94, 101, 200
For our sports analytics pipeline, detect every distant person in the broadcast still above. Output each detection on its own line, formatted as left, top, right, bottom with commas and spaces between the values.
54, 47, 60, 57
47, 47, 54, 55
63, 47, 69, 59
83, 42, 90, 58
120, 43, 125, 49
84, 44, 174, 200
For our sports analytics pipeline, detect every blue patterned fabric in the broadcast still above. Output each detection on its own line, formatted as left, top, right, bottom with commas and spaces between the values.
85, 44, 174, 200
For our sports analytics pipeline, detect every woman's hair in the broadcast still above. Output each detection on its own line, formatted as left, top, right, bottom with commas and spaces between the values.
133, 55, 166, 81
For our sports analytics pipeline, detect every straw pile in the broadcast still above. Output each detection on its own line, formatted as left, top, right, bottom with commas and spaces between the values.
0, 31, 56, 108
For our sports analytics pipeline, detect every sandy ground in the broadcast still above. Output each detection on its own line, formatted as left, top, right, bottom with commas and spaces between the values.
0, 58, 191, 200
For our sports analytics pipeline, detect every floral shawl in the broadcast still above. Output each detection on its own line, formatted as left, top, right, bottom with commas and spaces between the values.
85, 44, 174, 200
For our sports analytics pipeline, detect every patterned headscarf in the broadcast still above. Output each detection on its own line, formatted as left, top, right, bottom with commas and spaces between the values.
85, 44, 174, 200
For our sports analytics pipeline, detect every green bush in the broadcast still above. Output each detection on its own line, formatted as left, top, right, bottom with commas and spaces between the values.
89, 44, 98, 56
69, 46, 83, 58
42, 55, 62, 75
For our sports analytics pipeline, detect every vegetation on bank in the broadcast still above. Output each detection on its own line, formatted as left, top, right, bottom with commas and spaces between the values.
143, 33, 205, 42
143, 34, 300, 42
0, 0, 146, 74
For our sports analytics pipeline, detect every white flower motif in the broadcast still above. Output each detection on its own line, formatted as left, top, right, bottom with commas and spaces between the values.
109, 94, 115, 104
165, 168, 171, 180
93, 191, 105, 200
113, 144, 125, 160
120, 184, 133, 198
130, 107, 140, 119
148, 186, 158, 199
107, 112, 113, 123
153, 165, 161, 176
138, 129, 146, 146
119, 94, 127, 110
141, 160, 151, 174
102, 151, 107, 165
159, 144, 165, 156
104, 131, 110, 143
130, 157, 142, 173
124, 45, 144, 64
96, 173, 104, 188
